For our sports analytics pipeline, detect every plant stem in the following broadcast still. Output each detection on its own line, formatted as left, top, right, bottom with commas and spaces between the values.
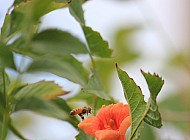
1, 69, 9, 140
1, 111, 9, 140
9, 123, 27, 140
2, 69, 7, 108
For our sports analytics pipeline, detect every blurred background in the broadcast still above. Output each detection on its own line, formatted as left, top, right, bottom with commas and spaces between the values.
0, 0, 190, 139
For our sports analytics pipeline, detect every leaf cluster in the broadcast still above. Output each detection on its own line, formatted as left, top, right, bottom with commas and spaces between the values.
0, 0, 164, 140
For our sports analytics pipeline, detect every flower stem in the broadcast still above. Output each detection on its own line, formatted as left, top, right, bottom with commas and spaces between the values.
1, 69, 9, 140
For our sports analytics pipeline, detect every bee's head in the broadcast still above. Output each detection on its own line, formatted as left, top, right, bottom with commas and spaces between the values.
70, 111, 75, 116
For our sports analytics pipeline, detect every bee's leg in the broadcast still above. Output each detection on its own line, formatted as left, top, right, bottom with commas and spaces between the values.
68, 0, 72, 4
78, 113, 84, 120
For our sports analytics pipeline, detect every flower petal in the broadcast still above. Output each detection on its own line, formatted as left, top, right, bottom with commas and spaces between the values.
95, 130, 119, 140
96, 104, 113, 128
119, 116, 131, 135
110, 103, 124, 128
78, 116, 100, 136
118, 104, 130, 125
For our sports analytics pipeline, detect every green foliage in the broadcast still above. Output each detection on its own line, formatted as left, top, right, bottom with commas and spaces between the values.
141, 70, 164, 99
82, 26, 112, 58
30, 29, 88, 56
117, 65, 146, 140
14, 81, 67, 100
0, 42, 16, 69
0, 0, 163, 139
28, 56, 88, 86
69, 0, 85, 25
141, 70, 164, 128
117, 65, 163, 140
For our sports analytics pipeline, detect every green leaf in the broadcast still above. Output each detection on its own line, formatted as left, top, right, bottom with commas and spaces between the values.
12, 0, 69, 39
13, 0, 25, 5
18, 0, 69, 23
141, 70, 164, 99
83, 70, 110, 100
30, 29, 88, 56
0, 42, 16, 69
69, 0, 85, 25
143, 98, 162, 128
9, 10, 24, 36
14, 81, 67, 100
1, 14, 11, 40
82, 26, 112, 58
27, 55, 88, 86
116, 65, 146, 140
131, 123, 144, 140
141, 70, 164, 128
14, 97, 68, 120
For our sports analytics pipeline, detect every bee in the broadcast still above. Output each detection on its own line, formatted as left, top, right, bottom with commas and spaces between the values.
70, 106, 92, 120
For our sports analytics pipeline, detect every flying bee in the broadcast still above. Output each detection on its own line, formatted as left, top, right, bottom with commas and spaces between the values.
70, 106, 92, 120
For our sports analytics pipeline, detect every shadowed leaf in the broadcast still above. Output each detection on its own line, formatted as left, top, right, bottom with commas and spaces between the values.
0, 42, 16, 69
141, 70, 164, 128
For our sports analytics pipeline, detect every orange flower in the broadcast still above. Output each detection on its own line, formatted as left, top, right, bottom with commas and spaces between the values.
78, 103, 131, 140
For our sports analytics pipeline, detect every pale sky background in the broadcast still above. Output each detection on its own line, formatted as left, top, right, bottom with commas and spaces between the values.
0, 0, 189, 139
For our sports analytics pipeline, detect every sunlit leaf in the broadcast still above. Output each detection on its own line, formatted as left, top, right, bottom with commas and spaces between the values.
14, 81, 68, 100
16, 0, 69, 22
30, 29, 88, 56
27, 55, 88, 86
0, 42, 16, 69
141, 70, 164, 128
82, 26, 112, 58
69, 0, 85, 25
116, 65, 146, 140
14, 97, 68, 120
141, 70, 164, 99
